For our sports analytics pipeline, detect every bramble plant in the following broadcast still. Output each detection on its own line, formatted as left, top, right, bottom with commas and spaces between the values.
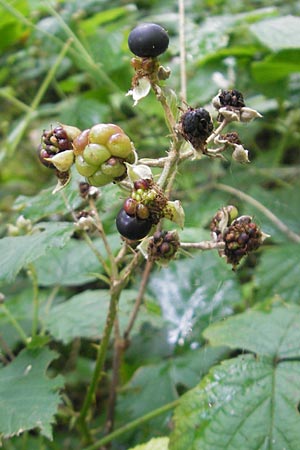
1, 3, 300, 450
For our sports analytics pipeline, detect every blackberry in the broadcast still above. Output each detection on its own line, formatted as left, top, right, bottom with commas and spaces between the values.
180, 107, 213, 150
128, 23, 169, 58
116, 208, 152, 241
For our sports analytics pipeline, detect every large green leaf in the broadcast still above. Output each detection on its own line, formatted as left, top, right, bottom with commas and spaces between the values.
0, 348, 64, 440
13, 173, 83, 222
250, 15, 300, 51
148, 252, 242, 345
44, 289, 162, 344
0, 222, 74, 285
117, 346, 228, 423
254, 244, 300, 303
170, 354, 300, 450
129, 437, 169, 450
170, 302, 300, 450
35, 235, 120, 286
203, 301, 300, 358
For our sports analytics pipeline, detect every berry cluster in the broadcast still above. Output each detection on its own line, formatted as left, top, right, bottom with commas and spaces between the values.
116, 179, 168, 241
38, 123, 136, 188
74, 124, 135, 186
223, 216, 263, 267
38, 125, 80, 170
179, 107, 213, 151
147, 230, 180, 263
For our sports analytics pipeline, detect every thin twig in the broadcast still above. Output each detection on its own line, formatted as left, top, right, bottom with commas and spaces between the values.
124, 259, 154, 341
214, 183, 300, 243
180, 241, 225, 250
178, 0, 187, 102
89, 198, 119, 280
82, 400, 179, 450
0, 334, 14, 361
0, 304, 28, 345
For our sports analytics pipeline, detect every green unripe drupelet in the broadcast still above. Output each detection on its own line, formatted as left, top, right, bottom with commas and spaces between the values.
101, 157, 126, 178
88, 169, 114, 187
75, 155, 98, 177
83, 143, 111, 166
89, 123, 123, 145
107, 133, 133, 158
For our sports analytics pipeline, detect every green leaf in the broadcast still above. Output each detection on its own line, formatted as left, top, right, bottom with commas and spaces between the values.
13, 170, 84, 222
169, 354, 300, 450
203, 301, 300, 358
44, 289, 162, 344
252, 51, 300, 83
35, 235, 120, 287
129, 437, 169, 450
0, 222, 74, 285
254, 244, 300, 303
0, 348, 64, 440
148, 253, 242, 345
250, 15, 300, 51
118, 346, 228, 422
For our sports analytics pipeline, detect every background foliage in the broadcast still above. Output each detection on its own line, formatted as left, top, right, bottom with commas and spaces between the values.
0, 0, 300, 449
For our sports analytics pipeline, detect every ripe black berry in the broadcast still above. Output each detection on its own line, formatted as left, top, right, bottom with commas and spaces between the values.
128, 23, 169, 58
180, 108, 213, 150
116, 208, 152, 240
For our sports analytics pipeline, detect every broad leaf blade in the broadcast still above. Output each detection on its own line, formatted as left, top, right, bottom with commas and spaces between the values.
170, 354, 300, 450
148, 253, 242, 345
0, 348, 64, 440
250, 15, 300, 51
0, 222, 74, 284
44, 289, 162, 344
203, 301, 300, 358
35, 235, 120, 286
254, 244, 300, 303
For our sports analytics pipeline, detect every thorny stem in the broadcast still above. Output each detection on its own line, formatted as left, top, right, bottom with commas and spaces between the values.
78, 286, 121, 439
214, 183, 300, 243
83, 400, 179, 450
78, 251, 142, 435
104, 319, 122, 440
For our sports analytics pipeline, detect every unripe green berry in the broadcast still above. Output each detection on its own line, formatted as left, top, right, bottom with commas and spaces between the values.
75, 155, 98, 177
89, 123, 123, 145
100, 157, 126, 178
125, 150, 136, 164
107, 133, 133, 158
88, 169, 114, 187
83, 143, 111, 166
